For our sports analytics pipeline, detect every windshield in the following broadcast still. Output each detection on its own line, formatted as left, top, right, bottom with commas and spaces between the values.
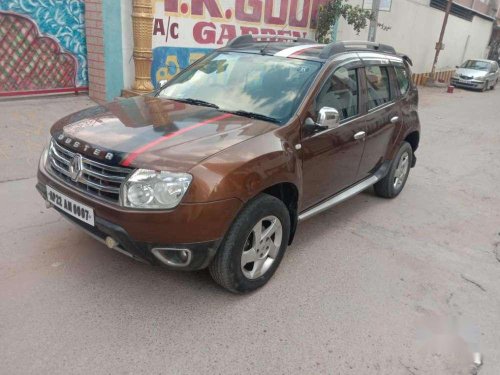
158, 52, 322, 124
461, 60, 490, 71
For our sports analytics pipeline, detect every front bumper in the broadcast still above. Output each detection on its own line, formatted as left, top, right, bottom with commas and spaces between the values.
450, 78, 485, 89
37, 155, 243, 270
37, 182, 223, 270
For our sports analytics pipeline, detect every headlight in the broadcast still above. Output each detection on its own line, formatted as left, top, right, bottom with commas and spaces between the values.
122, 169, 192, 209
474, 76, 486, 82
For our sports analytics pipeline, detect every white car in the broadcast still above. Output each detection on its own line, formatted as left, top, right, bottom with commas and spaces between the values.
451, 59, 499, 91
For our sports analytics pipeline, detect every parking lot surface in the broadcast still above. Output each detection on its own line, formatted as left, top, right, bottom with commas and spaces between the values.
1, 87, 499, 374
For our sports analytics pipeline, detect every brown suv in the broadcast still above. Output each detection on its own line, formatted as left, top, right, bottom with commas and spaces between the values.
37, 37, 420, 293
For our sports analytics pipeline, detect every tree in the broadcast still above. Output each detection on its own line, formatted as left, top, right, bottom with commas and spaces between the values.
315, 0, 390, 43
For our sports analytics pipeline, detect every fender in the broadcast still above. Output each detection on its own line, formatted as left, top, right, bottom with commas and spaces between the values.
184, 124, 302, 204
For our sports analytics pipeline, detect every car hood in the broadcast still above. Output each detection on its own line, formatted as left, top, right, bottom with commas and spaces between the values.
455, 68, 487, 79
50, 96, 278, 172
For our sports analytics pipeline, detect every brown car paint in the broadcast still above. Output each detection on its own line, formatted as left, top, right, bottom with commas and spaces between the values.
37, 47, 420, 269
50, 96, 279, 173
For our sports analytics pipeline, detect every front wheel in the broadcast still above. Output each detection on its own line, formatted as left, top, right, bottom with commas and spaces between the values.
374, 142, 413, 199
209, 194, 290, 293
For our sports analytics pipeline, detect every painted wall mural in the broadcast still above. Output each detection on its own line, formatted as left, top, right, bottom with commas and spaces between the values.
0, 0, 87, 95
151, 0, 327, 87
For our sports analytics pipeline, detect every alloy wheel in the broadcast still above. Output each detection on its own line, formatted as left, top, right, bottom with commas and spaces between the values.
393, 152, 410, 190
241, 215, 283, 279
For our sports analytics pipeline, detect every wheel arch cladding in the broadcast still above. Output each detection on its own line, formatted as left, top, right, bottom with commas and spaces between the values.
262, 182, 299, 245
405, 131, 420, 152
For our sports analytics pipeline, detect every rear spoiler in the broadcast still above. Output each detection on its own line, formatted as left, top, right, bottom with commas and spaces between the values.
398, 53, 413, 66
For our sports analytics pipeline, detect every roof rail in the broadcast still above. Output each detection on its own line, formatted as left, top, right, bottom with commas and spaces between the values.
319, 41, 396, 59
227, 34, 317, 48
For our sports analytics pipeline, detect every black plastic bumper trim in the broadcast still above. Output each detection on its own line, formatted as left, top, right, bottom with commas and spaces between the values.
36, 182, 221, 270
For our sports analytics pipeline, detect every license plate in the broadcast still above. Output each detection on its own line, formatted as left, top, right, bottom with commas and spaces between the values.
46, 186, 95, 226
459, 79, 469, 83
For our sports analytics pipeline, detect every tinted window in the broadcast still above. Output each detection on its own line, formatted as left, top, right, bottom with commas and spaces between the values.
395, 66, 410, 96
365, 66, 391, 110
316, 67, 358, 120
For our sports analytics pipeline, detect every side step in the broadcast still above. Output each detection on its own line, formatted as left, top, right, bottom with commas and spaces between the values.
298, 162, 390, 221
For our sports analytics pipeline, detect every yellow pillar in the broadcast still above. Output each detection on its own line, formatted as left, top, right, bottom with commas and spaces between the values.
125, 0, 154, 96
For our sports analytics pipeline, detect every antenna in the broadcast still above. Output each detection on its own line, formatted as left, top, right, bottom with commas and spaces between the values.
260, 20, 292, 54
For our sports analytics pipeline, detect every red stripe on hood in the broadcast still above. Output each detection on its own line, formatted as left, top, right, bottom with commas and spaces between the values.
121, 113, 233, 167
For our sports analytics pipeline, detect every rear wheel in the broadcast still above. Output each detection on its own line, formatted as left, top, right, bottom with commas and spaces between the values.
374, 142, 413, 199
209, 194, 290, 293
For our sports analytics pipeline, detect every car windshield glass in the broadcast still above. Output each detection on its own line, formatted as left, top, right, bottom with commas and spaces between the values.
158, 52, 322, 124
461, 60, 490, 71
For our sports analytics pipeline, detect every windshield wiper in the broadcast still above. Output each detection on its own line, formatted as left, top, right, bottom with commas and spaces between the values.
168, 97, 220, 109
223, 110, 281, 124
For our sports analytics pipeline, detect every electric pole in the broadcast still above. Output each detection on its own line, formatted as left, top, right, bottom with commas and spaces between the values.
368, 0, 381, 42
430, 0, 453, 82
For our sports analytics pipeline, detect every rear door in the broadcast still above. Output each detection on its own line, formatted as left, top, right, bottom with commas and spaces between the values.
356, 63, 401, 179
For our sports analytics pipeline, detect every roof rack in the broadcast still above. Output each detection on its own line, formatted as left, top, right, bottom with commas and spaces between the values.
319, 41, 396, 59
227, 34, 317, 48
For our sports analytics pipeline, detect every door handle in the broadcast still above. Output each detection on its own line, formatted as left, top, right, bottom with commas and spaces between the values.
354, 131, 366, 140
390, 116, 400, 124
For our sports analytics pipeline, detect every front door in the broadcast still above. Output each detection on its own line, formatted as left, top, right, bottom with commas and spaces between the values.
301, 66, 366, 209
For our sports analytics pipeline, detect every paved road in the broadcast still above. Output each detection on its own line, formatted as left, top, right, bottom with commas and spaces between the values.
1, 88, 499, 375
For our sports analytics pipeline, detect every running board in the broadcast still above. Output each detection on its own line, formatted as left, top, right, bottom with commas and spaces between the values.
298, 162, 390, 221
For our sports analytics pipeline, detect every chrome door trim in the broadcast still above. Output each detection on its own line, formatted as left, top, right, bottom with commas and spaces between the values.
353, 131, 366, 140
390, 116, 400, 124
306, 98, 397, 140
367, 99, 396, 114
307, 115, 362, 139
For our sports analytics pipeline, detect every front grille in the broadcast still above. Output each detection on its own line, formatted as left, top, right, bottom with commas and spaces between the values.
47, 139, 131, 204
460, 74, 473, 80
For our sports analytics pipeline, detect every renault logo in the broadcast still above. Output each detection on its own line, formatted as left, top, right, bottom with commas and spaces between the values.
69, 154, 83, 182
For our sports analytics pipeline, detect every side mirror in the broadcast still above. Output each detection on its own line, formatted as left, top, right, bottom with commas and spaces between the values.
157, 79, 168, 89
316, 107, 340, 130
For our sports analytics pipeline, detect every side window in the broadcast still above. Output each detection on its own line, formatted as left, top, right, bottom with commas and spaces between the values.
365, 65, 391, 110
395, 66, 410, 96
315, 67, 359, 120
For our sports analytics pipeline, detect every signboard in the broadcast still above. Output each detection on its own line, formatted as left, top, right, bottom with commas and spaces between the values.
151, 0, 326, 87
363, 0, 392, 12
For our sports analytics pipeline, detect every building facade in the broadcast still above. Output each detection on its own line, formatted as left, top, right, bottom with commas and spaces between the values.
335, 0, 498, 74
0, 0, 498, 101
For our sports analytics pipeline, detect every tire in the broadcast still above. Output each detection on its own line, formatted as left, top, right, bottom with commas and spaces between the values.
374, 142, 413, 199
481, 81, 488, 92
491, 79, 497, 90
209, 193, 290, 293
